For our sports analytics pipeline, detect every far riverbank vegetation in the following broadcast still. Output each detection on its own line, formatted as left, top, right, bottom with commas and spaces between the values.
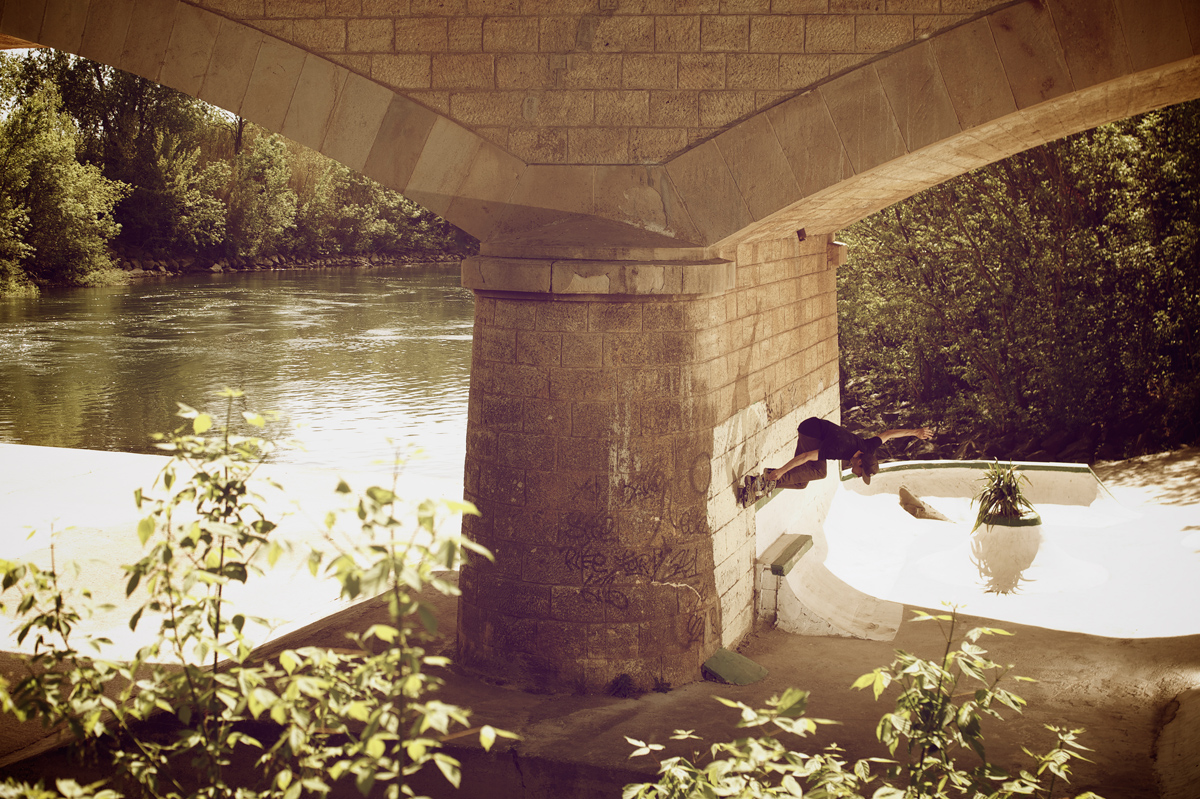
0, 49, 476, 298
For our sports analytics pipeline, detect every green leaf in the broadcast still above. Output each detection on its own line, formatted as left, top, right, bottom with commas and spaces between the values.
365, 624, 399, 644
193, 413, 213, 434
279, 650, 299, 675
137, 517, 155, 546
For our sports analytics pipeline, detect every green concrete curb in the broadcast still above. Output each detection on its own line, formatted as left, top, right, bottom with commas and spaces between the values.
769, 534, 813, 576
702, 648, 768, 685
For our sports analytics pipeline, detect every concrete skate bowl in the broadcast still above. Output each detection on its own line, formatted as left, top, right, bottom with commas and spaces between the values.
820, 459, 1199, 799
829, 460, 1200, 638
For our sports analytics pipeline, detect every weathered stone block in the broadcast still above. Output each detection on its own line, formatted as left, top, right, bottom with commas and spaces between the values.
932, 18, 1017, 130
656, 15, 700, 52
562, 333, 604, 367
497, 55, 551, 89
630, 127, 688, 162
525, 469, 609, 512
701, 14, 748, 52
293, 18, 346, 52
371, 53, 432, 89
570, 401, 619, 439
568, 128, 630, 163
448, 16, 482, 51
523, 546, 582, 585
536, 619, 589, 658
622, 54, 679, 89
596, 90, 650, 126
549, 368, 616, 401
678, 52, 725, 89
492, 295, 540, 326
593, 15, 655, 53
480, 395, 523, 432
483, 16, 538, 52
481, 462, 528, 506
856, 13, 913, 52
698, 89, 754, 127
806, 14, 854, 53
749, 14, 804, 53
550, 586, 602, 623
522, 398, 572, 436
496, 431, 556, 470
347, 17, 392, 52
516, 330, 562, 367
432, 53, 495, 89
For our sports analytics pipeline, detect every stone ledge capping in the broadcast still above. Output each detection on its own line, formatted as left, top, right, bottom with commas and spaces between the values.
761, 533, 814, 577
462, 255, 735, 296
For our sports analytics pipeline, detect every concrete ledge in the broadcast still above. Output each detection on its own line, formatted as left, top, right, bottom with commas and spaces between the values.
843, 459, 1109, 507
763, 533, 813, 576
462, 255, 735, 296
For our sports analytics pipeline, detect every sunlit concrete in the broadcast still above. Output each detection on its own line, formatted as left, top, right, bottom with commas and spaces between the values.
755, 456, 1200, 641
0, 442, 465, 660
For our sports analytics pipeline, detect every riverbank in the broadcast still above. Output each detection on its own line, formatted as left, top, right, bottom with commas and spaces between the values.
112, 250, 461, 277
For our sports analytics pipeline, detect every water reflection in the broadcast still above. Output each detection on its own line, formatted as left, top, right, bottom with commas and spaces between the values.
0, 264, 473, 479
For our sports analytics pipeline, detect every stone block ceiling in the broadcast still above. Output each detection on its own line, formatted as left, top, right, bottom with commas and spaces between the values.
195, 0, 1004, 164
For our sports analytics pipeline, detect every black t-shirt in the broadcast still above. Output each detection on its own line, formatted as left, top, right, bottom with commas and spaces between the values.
796, 417, 881, 460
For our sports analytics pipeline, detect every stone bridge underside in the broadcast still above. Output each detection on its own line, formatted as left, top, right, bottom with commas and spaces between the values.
6, 0, 1200, 691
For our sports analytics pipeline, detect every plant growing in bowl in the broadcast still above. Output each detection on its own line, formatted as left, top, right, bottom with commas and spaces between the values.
971, 460, 1038, 531
970, 461, 1042, 593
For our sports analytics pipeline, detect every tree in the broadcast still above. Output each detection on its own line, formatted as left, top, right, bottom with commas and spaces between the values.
0, 61, 128, 291
224, 132, 297, 258
839, 99, 1200, 460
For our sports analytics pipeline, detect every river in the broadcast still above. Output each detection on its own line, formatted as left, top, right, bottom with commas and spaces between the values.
0, 263, 473, 481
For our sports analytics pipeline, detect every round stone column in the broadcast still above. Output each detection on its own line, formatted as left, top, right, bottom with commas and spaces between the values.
456, 251, 736, 693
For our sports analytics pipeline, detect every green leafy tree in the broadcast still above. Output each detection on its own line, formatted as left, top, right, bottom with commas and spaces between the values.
625, 611, 1101, 799
0, 392, 509, 798
155, 133, 230, 253
225, 133, 297, 258
840, 99, 1200, 459
9, 49, 228, 257
0, 60, 128, 293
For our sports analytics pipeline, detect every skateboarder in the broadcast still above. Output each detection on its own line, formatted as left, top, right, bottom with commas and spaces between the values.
739, 417, 932, 505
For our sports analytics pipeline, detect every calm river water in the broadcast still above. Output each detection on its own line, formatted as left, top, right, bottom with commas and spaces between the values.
0, 263, 474, 480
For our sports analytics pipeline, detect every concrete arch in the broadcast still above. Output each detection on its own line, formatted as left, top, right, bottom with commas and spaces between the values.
670, 0, 1200, 252
5, 1, 1198, 258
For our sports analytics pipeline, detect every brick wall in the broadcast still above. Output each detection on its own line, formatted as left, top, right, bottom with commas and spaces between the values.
455, 230, 841, 690
197, 0, 1005, 164
707, 231, 840, 644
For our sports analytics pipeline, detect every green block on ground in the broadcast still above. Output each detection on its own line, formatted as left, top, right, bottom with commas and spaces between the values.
702, 648, 768, 685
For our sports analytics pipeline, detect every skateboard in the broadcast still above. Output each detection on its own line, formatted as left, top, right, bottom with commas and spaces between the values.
737, 473, 776, 507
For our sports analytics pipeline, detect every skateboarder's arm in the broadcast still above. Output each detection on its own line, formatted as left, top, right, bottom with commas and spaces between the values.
765, 449, 819, 481
878, 427, 932, 443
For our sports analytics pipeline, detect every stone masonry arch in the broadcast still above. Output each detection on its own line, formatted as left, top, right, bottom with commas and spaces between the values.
4, 0, 1199, 692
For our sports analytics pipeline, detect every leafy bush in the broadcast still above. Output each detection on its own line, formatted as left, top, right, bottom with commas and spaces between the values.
0, 390, 509, 798
624, 611, 1101, 799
